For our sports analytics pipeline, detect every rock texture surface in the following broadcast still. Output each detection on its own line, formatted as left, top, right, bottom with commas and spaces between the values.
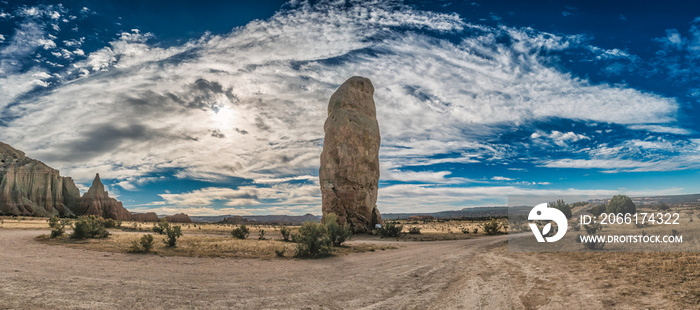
131, 212, 159, 222
320, 76, 382, 232
0, 142, 79, 217
75, 174, 131, 221
164, 213, 192, 223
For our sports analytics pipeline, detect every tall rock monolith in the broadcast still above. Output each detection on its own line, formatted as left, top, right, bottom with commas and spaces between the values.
320, 76, 382, 233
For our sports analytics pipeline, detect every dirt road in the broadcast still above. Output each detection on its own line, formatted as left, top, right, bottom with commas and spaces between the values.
0, 229, 670, 309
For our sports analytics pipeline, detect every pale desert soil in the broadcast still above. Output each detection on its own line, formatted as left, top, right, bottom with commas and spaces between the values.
0, 229, 676, 309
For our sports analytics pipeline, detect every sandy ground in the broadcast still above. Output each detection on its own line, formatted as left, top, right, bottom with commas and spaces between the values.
0, 229, 673, 309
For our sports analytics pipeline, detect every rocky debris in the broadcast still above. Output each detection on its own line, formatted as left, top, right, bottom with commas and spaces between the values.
222, 215, 249, 224
75, 174, 132, 221
319, 76, 382, 233
164, 213, 192, 223
130, 212, 159, 222
0, 142, 79, 217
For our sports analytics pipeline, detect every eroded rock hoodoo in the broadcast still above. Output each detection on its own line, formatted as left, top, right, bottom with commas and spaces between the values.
75, 173, 132, 221
320, 76, 382, 233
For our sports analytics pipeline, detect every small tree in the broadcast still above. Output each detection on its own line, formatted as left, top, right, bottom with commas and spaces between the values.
163, 225, 182, 247
379, 222, 403, 237
294, 221, 333, 258
231, 225, 250, 239
323, 213, 353, 246
606, 195, 636, 214
279, 225, 292, 242
258, 229, 266, 240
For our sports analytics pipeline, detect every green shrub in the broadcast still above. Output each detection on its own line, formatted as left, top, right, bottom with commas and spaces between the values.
152, 219, 168, 234
279, 225, 292, 241
163, 225, 182, 247
461, 227, 469, 234
49, 216, 69, 238
258, 229, 266, 240
71, 215, 109, 239
472, 228, 479, 234
231, 225, 250, 239
323, 213, 353, 246
589, 204, 607, 217
294, 221, 333, 258
584, 223, 601, 234
379, 222, 403, 237
275, 248, 286, 257
606, 195, 636, 214
548, 199, 573, 219
129, 234, 154, 253
408, 227, 421, 234
480, 218, 503, 235
104, 219, 122, 228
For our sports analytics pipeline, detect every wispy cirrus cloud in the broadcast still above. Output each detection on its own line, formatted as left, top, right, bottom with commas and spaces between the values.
0, 1, 695, 214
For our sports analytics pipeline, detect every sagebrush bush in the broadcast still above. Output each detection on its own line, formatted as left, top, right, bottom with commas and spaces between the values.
104, 219, 122, 228
294, 221, 333, 258
152, 219, 168, 234
379, 222, 403, 237
129, 234, 154, 253
408, 227, 421, 234
231, 225, 250, 239
579, 235, 606, 250
323, 213, 353, 246
71, 215, 109, 239
584, 223, 601, 234
279, 225, 291, 241
275, 248, 286, 257
481, 218, 503, 235
49, 216, 69, 238
258, 229, 266, 240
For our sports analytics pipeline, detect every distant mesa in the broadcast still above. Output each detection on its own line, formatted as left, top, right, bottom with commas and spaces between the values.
164, 213, 192, 223
320, 76, 382, 233
222, 215, 249, 224
130, 212, 159, 222
406, 215, 435, 221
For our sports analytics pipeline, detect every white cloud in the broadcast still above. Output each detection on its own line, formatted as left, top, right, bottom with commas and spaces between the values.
0, 0, 690, 214
491, 176, 514, 181
531, 130, 590, 147
156, 183, 320, 209
628, 124, 691, 135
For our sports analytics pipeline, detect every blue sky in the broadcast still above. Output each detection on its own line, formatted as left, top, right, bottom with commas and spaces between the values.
1, 0, 699, 215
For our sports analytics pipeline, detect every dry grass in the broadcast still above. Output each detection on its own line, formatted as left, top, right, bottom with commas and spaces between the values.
37, 232, 396, 259
539, 251, 700, 308
381, 219, 504, 241
0, 217, 51, 230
